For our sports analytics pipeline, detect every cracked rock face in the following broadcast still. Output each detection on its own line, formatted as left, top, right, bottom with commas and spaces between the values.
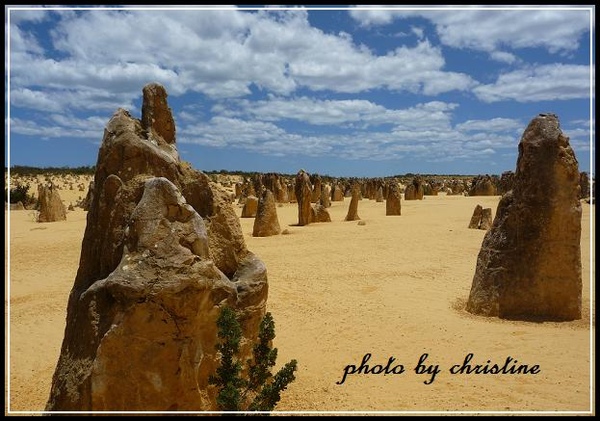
466, 114, 582, 321
46, 84, 268, 411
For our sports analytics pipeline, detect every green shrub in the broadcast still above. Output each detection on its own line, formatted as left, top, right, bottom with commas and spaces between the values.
6, 183, 36, 207
209, 307, 298, 413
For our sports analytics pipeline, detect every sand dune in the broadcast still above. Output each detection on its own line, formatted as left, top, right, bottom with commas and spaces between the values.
5, 186, 594, 414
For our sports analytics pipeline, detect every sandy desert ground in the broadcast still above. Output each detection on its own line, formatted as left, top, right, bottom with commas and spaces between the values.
5, 175, 595, 415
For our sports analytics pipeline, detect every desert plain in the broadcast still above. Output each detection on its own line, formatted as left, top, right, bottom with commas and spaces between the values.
5, 173, 595, 414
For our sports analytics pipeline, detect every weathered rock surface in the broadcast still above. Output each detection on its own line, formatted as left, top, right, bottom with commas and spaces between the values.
468, 205, 492, 230
320, 184, 331, 208
295, 169, 313, 226
479, 208, 493, 230
579, 171, 590, 199
262, 173, 288, 203
241, 195, 258, 218
253, 189, 281, 237
375, 186, 384, 202
344, 184, 361, 221
310, 203, 332, 223
446, 179, 466, 195
386, 183, 402, 216
468, 175, 497, 196
497, 171, 515, 195
37, 183, 67, 222
404, 177, 424, 200
141, 82, 176, 145
310, 174, 322, 203
468, 205, 484, 229
46, 83, 268, 412
79, 181, 95, 211
331, 184, 344, 201
467, 114, 582, 321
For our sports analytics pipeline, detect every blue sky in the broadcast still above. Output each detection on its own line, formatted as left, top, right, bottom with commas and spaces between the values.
6, 5, 595, 177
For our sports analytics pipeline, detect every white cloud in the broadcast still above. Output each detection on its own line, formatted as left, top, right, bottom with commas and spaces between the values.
220, 97, 458, 129
562, 119, 593, 153
178, 103, 523, 163
456, 117, 522, 132
473, 64, 591, 102
10, 117, 101, 140
8, 6, 592, 174
348, 6, 396, 27
10, 88, 63, 112
179, 116, 336, 156
411, 26, 424, 40
7, 8, 50, 25
48, 114, 107, 131
348, 7, 590, 55
490, 51, 518, 64
10, 86, 137, 113
289, 39, 474, 94
9, 8, 474, 114
9, 24, 45, 56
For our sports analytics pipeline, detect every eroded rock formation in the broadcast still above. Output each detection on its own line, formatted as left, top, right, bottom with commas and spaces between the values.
241, 195, 258, 218
46, 83, 268, 412
468, 205, 492, 230
37, 183, 67, 222
468, 175, 497, 196
404, 177, 424, 200
386, 183, 402, 216
331, 184, 344, 201
310, 203, 332, 223
253, 189, 281, 237
466, 114, 582, 321
295, 169, 312, 226
344, 184, 361, 221
320, 184, 331, 208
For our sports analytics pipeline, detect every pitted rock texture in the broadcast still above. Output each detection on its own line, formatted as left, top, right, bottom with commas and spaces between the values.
467, 114, 582, 321
46, 83, 268, 412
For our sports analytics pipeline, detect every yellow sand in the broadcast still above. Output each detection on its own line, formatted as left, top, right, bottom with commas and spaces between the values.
5, 176, 594, 414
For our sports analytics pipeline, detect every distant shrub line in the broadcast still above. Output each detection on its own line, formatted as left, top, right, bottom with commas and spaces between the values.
6, 165, 482, 180
6, 165, 96, 176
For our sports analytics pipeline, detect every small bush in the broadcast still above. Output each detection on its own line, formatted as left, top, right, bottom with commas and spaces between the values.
209, 307, 298, 413
6, 184, 36, 207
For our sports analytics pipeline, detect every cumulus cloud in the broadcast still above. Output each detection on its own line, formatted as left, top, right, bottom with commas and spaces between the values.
7, 8, 50, 25
348, 6, 397, 27
456, 117, 522, 132
490, 51, 518, 64
562, 119, 594, 153
10, 86, 137, 113
10, 116, 102, 140
220, 97, 458, 129
9, 24, 45, 56
7, 6, 592, 174
473, 64, 591, 102
9, 7, 474, 112
349, 7, 591, 55
177, 102, 524, 163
